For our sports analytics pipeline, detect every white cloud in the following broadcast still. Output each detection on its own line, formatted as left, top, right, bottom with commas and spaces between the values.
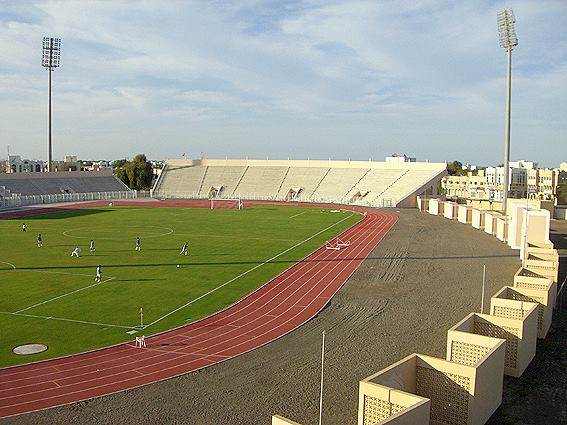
0, 0, 565, 166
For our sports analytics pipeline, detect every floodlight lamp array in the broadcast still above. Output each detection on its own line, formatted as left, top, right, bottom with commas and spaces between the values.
497, 8, 518, 50
42, 37, 61, 69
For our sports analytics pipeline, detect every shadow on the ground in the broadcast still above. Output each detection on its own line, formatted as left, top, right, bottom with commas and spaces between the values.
7, 253, 520, 272
6, 208, 112, 220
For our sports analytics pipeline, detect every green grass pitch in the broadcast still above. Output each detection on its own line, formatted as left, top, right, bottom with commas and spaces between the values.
0, 205, 361, 367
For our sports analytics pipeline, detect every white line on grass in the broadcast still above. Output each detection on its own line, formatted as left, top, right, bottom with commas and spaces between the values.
142, 213, 355, 330
289, 212, 306, 219
0, 261, 16, 269
18, 269, 94, 278
0, 311, 133, 330
14, 277, 116, 314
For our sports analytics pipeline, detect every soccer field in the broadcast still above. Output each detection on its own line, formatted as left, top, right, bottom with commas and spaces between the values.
0, 204, 361, 367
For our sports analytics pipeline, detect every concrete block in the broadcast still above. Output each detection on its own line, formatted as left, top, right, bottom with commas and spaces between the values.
450, 311, 538, 378
443, 202, 458, 220
492, 286, 554, 339
358, 381, 430, 425
363, 351, 505, 425
458, 205, 473, 224
514, 267, 557, 308
471, 209, 485, 230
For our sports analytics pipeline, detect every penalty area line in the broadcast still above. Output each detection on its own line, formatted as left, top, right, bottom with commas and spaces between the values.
0, 311, 134, 330
142, 212, 355, 330
14, 277, 116, 314
289, 211, 306, 219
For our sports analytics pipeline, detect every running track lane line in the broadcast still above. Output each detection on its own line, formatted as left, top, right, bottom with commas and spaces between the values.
0, 202, 397, 418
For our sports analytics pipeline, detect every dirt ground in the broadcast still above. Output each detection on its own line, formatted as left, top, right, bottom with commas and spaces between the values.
3, 210, 565, 425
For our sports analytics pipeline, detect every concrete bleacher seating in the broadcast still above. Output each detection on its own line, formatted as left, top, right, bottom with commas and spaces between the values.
277, 167, 329, 200
154, 164, 205, 196
199, 165, 246, 198
234, 166, 288, 199
311, 167, 369, 202
377, 170, 441, 205
344, 169, 406, 203
155, 159, 447, 207
0, 171, 129, 196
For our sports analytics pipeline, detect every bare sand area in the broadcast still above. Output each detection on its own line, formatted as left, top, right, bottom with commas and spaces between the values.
4, 210, 565, 425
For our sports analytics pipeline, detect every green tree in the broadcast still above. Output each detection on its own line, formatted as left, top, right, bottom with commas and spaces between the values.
113, 155, 153, 191
447, 161, 467, 176
113, 159, 131, 188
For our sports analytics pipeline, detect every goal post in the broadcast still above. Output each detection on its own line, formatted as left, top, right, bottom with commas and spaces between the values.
210, 198, 243, 210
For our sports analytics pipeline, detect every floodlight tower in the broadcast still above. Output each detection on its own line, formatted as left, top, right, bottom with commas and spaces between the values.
497, 9, 518, 215
42, 37, 61, 172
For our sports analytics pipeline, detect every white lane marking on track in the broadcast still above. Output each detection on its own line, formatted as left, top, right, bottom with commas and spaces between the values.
14, 277, 116, 314
289, 212, 305, 219
0, 311, 133, 330
0, 261, 16, 269
142, 213, 356, 330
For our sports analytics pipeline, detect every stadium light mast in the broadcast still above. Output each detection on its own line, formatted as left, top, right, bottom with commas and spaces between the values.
497, 8, 518, 215
42, 37, 61, 172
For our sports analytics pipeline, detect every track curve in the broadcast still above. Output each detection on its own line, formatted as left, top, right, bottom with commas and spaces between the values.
0, 200, 397, 418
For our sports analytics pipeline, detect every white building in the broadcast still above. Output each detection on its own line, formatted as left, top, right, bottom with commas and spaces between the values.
509, 160, 537, 170
385, 154, 416, 163
5, 155, 44, 173
485, 166, 527, 200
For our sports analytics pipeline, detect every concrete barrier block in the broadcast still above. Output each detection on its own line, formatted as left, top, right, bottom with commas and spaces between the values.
492, 286, 554, 339
496, 216, 508, 242
363, 351, 505, 425
458, 205, 473, 224
524, 254, 559, 283
450, 311, 538, 378
416, 196, 429, 212
358, 381, 430, 425
471, 209, 485, 230
514, 267, 557, 308
484, 211, 501, 236
443, 202, 458, 220
428, 199, 444, 216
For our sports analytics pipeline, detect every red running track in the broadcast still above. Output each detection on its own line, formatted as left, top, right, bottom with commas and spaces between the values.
0, 201, 397, 418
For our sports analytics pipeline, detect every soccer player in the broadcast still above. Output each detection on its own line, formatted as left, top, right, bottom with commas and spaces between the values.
179, 241, 189, 256
71, 246, 81, 257
22, 223, 27, 232
90, 239, 95, 253
37, 233, 43, 247
135, 237, 141, 251
95, 265, 102, 282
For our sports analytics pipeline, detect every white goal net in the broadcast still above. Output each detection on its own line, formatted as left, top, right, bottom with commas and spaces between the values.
210, 198, 243, 210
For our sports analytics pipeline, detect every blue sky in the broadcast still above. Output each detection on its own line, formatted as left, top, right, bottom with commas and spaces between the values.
0, 0, 565, 166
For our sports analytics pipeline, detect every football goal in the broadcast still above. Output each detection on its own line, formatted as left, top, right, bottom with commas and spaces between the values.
210, 198, 243, 210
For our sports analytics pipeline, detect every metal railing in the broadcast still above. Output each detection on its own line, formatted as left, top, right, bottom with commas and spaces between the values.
0, 191, 136, 209
151, 190, 394, 208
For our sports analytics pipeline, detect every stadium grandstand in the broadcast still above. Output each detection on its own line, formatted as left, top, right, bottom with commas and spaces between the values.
153, 159, 447, 208
0, 170, 133, 209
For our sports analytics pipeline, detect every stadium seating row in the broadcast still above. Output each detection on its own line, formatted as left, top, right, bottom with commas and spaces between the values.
273, 200, 561, 425
0, 171, 130, 197
153, 159, 447, 208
